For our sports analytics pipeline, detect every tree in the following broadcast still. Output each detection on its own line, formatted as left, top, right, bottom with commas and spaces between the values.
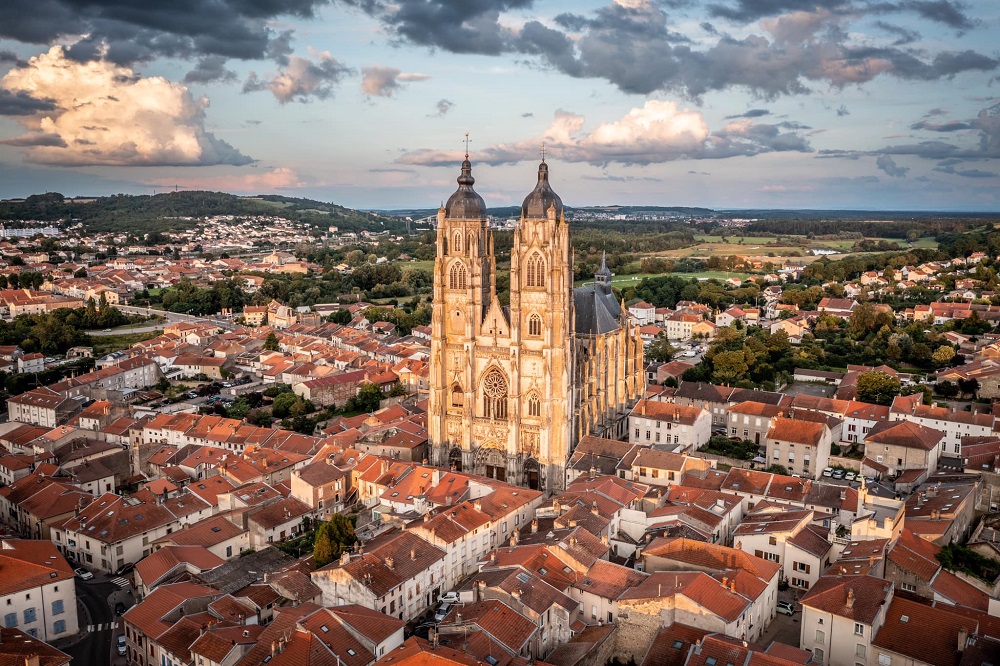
349, 382, 385, 413
313, 522, 334, 567
646, 334, 676, 363
932, 345, 956, 368
765, 464, 788, 475
328, 309, 352, 325
712, 350, 748, 385
271, 392, 301, 419
263, 332, 280, 351
936, 380, 959, 398
856, 371, 901, 406
957, 378, 980, 399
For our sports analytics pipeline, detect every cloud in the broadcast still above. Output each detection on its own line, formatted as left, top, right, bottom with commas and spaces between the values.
872, 20, 921, 45
360, 66, 430, 97
933, 164, 997, 178
432, 99, 454, 116
521, 112, 534, 118
397, 100, 813, 167
0, 89, 55, 116
876, 154, 909, 177
0, 46, 251, 167
154, 167, 302, 193
0, 0, 330, 67
910, 119, 972, 131
244, 50, 353, 103
342, 1, 997, 100
725, 108, 771, 119
184, 55, 238, 84
836, 105, 850, 116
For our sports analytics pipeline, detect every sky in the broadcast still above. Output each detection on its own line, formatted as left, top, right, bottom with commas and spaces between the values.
0, 0, 998, 211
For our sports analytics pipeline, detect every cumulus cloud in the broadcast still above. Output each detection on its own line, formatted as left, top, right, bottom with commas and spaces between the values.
0, 46, 250, 167
360, 66, 430, 97
0, 89, 55, 116
397, 100, 812, 167
243, 50, 353, 103
876, 154, 909, 177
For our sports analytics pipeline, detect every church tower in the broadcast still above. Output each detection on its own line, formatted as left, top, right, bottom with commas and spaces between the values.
427, 156, 495, 472
508, 159, 573, 491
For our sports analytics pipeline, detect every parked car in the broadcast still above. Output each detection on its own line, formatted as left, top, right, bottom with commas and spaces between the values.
115, 602, 126, 616
116, 562, 134, 575
74, 567, 94, 581
434, 602, 452, 623
777, 601, 796, 616
845, 472, 857, 481
822, 467, 833, 477
117, 635, 127, 655
832, 469, 846, 479
439, 592, 460, 604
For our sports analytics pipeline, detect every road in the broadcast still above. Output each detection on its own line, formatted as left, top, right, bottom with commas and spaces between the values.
115, 305, 239, 331
65, 576, 118, 666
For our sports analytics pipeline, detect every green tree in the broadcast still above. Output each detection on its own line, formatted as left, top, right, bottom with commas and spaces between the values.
313, 522, 334, 567
263, 332, 280, 351
271, 392, 301, 419
646, 334, 676, 363
765, 464, 789, 475
712, 350, 748, 385
856, 371, 902, 405
936, 380, 959, 398
932, 345, 956, 367
349, 382, 385, 413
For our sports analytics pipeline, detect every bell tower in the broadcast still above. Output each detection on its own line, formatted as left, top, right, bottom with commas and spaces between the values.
428, 152, 494, 470
508, 157, 573, 490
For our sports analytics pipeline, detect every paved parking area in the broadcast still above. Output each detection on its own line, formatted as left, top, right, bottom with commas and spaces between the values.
758, 611, 801, 648
782, 382, 836, 398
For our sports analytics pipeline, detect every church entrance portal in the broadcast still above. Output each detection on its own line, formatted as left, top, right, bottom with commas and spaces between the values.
524, 457, 540, 490
476, 446, 507, 482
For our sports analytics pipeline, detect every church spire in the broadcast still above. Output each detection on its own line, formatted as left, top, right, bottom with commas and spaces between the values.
595, 250, 612, 288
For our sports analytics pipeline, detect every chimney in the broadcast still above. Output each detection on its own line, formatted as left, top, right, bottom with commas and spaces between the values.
869, 555, 875, 566
385, 556, 394, 569
474, 500, 482, 512
512, 589, 521, 600
730, 580, 735, 592
722, 576, 728, 587
553, 498, 560, 513
958, 627, 969, 652
592, 500, 599, 516
24, 657, 40, 666
693, 640, 702, 655
531, 519, 538, 534
601, 534, 609, 545
846, 588, 855, 608
569, 536, 577, 548
410, 548, 416, 561
424, 512, 430, 523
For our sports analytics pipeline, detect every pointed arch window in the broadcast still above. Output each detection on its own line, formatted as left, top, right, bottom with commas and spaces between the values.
481, 369, 508, 420
528, 313, 543, 337
526, 392, 541, 418
450, 384, 464, 410
526, 252, 546, 288
453, 231, 463, 254
449, 262, 468, 290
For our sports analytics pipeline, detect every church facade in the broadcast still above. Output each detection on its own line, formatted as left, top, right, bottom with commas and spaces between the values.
427, 157, 644, 492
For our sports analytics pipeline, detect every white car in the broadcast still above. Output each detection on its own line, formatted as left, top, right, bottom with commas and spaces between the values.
822, 467, 833, 477
74, 567, 94, 581
845, 472, 857, 481
439, 592, 460, 604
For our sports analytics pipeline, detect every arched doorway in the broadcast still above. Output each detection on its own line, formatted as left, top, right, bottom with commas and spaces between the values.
476, 445, 507, 482
448, 447, 463, 472
523, 457, 540, 490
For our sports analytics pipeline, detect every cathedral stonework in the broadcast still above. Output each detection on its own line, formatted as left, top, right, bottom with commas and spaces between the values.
427, 156, 645, 492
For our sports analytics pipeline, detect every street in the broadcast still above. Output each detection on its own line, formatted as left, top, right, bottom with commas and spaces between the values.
61, 574, 133, 666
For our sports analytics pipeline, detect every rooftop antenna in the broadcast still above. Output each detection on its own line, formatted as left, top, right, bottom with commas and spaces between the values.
464, 133, 471, 159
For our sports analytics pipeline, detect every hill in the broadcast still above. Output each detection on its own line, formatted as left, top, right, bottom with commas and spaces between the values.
0, 191, 398, 235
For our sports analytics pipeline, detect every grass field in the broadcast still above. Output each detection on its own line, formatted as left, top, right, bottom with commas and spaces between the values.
575, 271, 751, 286
88, 330, 161, 356
395, 259, 435, 273
692, 234, 782, 245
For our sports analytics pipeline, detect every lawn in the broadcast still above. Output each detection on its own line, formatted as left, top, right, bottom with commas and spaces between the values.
910, 237, 939, 249
87, 330, 162, 356
395, 259, 435, 273
692, 234, 781, 244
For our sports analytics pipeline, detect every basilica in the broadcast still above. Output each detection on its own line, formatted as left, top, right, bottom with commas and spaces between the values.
427, 155, 645, 492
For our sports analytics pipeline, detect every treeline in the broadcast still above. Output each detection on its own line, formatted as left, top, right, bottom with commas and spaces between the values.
0, 303, 134, 354
742, 218, 976, 238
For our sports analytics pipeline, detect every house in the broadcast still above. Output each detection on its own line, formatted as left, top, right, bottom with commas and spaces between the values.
121, 582, 222, 666
0, 627, 71, 666
765, 417, 833, 479
172, 354, 227, 379
629, 301, 656, 325
629, 400, 712, 452
628, 448, 714, 487
0, 540, 79, 642
734, 505, 831, 591
290, 460, 350, 520
311, 531, 447, 621
798, 575, 894, 666
16, 352, 44, 374
871, 596, 1000, 666
817, 298, 857, 318
889, 393, 995, 458
861, 420, 943, 483
7, 387, 81, 428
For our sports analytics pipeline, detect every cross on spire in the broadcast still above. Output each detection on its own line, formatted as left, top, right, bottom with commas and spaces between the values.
464, 132, 471, 159
540, 142, 546, 162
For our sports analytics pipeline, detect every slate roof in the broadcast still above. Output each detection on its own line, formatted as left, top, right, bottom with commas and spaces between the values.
573, 281, 622, 335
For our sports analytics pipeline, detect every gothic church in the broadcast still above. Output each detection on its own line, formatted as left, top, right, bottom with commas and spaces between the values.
428, 155, 644, 492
